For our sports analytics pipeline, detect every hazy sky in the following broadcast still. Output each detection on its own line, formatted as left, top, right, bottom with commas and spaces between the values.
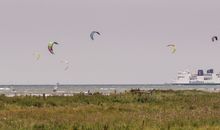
0, 0, 220, 84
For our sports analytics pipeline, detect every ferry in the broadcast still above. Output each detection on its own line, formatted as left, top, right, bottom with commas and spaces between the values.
172, 69, 220, 85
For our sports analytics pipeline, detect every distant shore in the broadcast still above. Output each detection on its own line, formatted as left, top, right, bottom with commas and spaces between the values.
1, 86, 220, 97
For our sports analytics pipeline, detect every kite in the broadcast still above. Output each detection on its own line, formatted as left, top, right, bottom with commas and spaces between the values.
60, 60, 69, 71
90, 31, 100, 40
167, 44, 176, 54
33, 52, 41, 60
212, 36, 218, 42
48, 41, 59, 54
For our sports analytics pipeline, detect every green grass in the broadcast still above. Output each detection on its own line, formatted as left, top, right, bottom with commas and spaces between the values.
0, 90, 220, 130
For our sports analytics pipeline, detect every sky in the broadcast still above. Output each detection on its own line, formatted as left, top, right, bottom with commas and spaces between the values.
0, 0, 220, 84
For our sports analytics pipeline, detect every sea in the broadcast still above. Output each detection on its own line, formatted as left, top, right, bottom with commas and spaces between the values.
0, 84, 220, 97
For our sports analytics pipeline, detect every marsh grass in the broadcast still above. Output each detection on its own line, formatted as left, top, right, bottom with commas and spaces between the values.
0, 90, 219, 129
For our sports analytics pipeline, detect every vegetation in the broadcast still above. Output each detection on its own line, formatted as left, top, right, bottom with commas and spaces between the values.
0, 90, 220, 130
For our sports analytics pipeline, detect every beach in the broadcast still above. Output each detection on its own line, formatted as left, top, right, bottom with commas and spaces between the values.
0, 84, 220, 97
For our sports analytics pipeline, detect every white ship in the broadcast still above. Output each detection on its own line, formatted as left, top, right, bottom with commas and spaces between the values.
173, 69, 220, 85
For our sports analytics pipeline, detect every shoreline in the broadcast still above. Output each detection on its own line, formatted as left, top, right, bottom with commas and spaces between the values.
1, 87, 220, 97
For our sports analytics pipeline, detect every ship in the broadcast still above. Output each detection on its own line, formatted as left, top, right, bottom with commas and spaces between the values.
172, 69, 220, 85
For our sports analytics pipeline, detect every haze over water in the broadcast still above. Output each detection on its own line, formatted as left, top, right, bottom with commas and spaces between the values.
0, 0, 220, 84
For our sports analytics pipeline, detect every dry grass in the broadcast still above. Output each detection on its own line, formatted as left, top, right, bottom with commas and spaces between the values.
0, 90, 219, 130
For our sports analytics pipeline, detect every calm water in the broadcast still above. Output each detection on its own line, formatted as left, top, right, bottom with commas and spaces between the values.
0, 84, 220, 96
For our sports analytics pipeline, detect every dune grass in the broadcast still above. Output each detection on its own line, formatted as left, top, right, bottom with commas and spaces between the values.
0, 90, 219, 130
